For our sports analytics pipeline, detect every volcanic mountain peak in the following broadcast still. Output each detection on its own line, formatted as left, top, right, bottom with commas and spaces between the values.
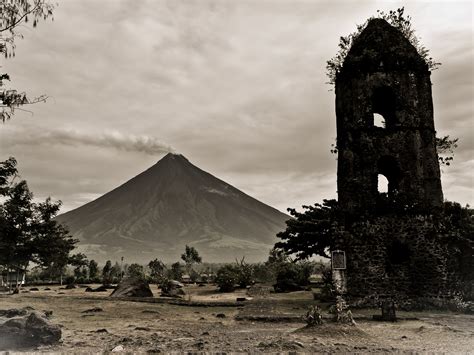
57, 154, 289, 263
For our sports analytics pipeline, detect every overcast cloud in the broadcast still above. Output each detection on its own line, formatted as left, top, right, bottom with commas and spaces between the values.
0, 0, 472, 213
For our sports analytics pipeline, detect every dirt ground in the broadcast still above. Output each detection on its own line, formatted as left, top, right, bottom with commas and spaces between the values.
1, 284, 473, 353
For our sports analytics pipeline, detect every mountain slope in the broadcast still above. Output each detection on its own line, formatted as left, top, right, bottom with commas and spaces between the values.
56, 153, 290, 263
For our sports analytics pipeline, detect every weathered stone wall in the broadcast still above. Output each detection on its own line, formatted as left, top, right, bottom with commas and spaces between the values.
335, 19, 443, 215
336, 215, 456, 300
332, 18, 459, 305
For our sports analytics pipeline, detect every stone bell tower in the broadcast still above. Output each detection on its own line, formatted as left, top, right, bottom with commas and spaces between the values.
335, 18, 443, 214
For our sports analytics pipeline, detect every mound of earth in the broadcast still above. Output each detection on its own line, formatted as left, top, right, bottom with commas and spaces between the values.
110, 278, 153, 298
0, 310, 61, 350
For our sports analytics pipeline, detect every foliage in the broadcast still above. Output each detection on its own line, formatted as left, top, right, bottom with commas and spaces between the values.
148, 258, 166, 282
436, 135, 459, 167
0, 0, 55, 121
110, 261, 122, 282
0, 157, 77, 276
320, 265, 335, 302
167, 262, 184, 281
329, 296, 356, 324
304, 305, 323, 326
88, 260, 99, 281
275, 199, 340, 259
274, 261, 312, 292
102, 260, 112, 284
215, 264, 239, 292
234, 257, 254, 288
326, 7, 440, 85
127, 263, 145, 280
68, 253, 88, 280
159, 277, 174, 294
181, 245, 202, 270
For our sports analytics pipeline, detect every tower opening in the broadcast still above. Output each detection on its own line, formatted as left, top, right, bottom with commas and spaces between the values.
378, 174, 389, 193
387, 239, 411, 265
377, 156, 400, 196
372, 86, 397, 128
373, 113, 386, 128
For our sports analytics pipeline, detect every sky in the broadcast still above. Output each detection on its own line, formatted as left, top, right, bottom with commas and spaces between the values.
0, 0, 472, 214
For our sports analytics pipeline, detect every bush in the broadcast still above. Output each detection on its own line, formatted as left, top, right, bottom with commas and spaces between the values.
252, 263, 275, 283
65, 276, 75, 285
189, 269, 200, 283
167, 262, 184, 281
215, 265, 238, 292
235, 258, 254, 288
304, 305, 324, 326
159, 277, 173, 294
320, 265, 335, 302
274, 262, 312, 292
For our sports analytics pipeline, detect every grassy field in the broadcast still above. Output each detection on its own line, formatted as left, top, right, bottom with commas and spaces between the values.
1, 284, 473, 353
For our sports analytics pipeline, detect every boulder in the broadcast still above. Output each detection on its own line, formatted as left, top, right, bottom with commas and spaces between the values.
110, 278, 153, 298
0, 311, 61, 350
0, 308, 29, 318
160, 279, 185, 298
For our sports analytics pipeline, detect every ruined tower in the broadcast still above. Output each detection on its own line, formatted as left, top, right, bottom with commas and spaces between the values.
336, 18, 443, 214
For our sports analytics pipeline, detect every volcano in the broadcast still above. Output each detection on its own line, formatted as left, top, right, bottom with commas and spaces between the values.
56, 153, 290, 263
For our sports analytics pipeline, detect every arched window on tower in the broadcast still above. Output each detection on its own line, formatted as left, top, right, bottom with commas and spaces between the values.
372, 86, 397, 129
378, 174, 389, 193
377, 156, 401, 197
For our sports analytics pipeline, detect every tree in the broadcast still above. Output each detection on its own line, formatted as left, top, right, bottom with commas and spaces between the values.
88, 259, 99, 281
126, 263, 145, 280
0, 157, 77, 287
181, 245, 202, 276
148, 258, 165, 282
0, 0, 55, 121
102, 260, 112, 285
110, 261, 121, 282
168, 262, 183, 281
68, 253, 88, 281
275, 199, 340, 260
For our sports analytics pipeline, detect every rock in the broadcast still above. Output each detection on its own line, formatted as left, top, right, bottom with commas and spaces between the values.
65, 284, 76, 289
142, 310, 160, 314
86, 285, 109, 292
110, 278, 153, 298
44, 288, 51, 291
170, 280, 184, 288
95, 328, 108, 333
216, 313, 226, 318
92, 285, 109, 292
160, 279, 185, 298
112, 345, 124, 352
0, 308, 29, 318
135, 326, 150, 331
29, 287, 39, 291
0, 312, 61, 350
81, 307, 103, 313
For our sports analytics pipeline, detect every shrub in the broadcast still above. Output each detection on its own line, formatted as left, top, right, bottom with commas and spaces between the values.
215, 265, 238, 292
64, 275, 75, 285
274, 262, 312, 292
235, 257, 254, 288
304, 305, 324, 326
